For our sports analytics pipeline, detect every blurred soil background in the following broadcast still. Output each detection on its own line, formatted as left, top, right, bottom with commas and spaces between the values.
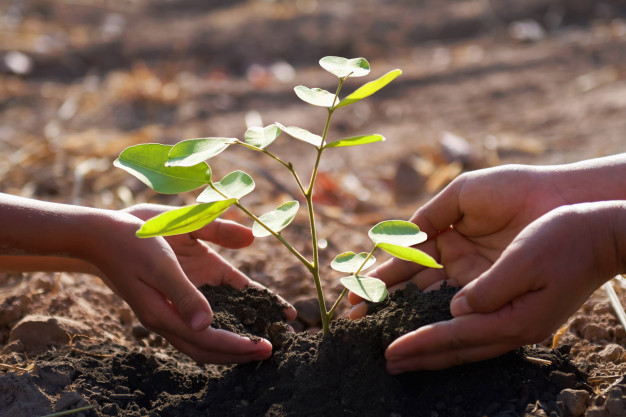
1, 0, 626, 415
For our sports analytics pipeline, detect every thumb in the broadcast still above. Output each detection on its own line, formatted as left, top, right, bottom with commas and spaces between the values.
191, 218, 254, 249
157, 261, 215, 331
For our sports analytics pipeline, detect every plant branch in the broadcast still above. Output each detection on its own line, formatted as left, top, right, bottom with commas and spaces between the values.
234, 202, 313, 271
236, 141, 307, 196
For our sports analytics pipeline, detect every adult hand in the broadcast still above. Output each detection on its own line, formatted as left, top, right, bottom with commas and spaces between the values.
87, 204, 295, 364
385, 202, 623, 372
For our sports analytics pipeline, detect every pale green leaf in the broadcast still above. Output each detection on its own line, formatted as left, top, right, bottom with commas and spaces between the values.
324, 134, 385, 148
136, 200, 236, 237
294, 86, 336, 107
114, 143, 211, 194
377, 243, 443, 269
166, 137, 236, 167
335, 69, 402, 109
253, 201, 300, 237
368, 220, 427, 247
197, 170, 255, 203
331, 252, 376, 274
340, 275, 387, 302
244, 124, 281, 149
275, 122, 323, 147
319, 56, 370, 78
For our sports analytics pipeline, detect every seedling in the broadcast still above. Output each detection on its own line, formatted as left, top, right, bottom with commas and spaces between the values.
114, 56, 442, 334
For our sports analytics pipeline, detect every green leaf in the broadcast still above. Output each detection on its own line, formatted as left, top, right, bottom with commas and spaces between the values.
166, 137, 236, 167
368, 220, 427, 247
324, 134, 385, 149
275, 122, 323, 147
377, 243, 443, 269
331, 252, 376, 274
136, 200, 236, 237
335, 69, 402, 109
319, 56, 370, 78
253, 201, 300, 237
340, 275, 387, 302
244, 124, 280, 149
197, 170, 255, 203
114, 143, 211, 194
294, 86, 336, 107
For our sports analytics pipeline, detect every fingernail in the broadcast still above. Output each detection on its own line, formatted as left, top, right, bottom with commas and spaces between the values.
386, 362, 404, 375
450, 295, 473, 316
190, 310, 211, 331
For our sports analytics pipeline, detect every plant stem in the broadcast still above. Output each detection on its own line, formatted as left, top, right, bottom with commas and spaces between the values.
303, 78, 347, 334
235, 202, 313, 271
236, 142, 307, 195
205, 181, 313, 271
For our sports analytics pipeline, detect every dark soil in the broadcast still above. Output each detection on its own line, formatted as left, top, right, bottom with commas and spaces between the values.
26, 283, 589, 417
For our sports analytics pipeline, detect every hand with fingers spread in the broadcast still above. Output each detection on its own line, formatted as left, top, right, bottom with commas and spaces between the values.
0, 194, 296, 364
347, 153, 626, 372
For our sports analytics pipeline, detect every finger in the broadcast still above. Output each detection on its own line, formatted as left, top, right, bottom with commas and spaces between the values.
138, 288, 273, 359
143, 244, 214, 331
450, 243, 540, 316
409, 175, 466, 237
348, 302, 368, 319
386, 341, 516, 373
191, 219, 254, 249
162, 327, 273, 364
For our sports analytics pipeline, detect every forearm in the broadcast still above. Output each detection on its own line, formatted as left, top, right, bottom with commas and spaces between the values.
0, 193, 112, 270
0, 255, 103, 276
547, 153, 626, 204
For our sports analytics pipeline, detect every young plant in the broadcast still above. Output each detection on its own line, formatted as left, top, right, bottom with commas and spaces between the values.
114, 56, 442, 334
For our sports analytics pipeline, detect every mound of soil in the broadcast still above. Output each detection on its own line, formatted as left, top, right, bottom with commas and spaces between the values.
20, 283, 589, 417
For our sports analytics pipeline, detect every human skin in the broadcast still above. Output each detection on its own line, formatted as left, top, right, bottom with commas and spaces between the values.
0, 195, 296, 364
348, 153, 626, 372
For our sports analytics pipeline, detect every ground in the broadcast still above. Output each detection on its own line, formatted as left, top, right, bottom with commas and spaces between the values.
1, 0, 626, 415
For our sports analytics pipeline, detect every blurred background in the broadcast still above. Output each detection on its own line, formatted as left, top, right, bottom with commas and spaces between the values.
1, 0, 625, 213
0, 0, 626, 328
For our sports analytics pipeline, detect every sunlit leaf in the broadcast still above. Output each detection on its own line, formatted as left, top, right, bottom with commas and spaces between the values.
136, 200, 236, 237
197, 170, 255, 203
275, 123, 323, 147
324, 134, 384, 149
114, 143, 211, 194
340, 275, 387, 302
294, 86, 336, 107
244, 124, 281, 149
368, 220, 427, 247
377, 243, 443, 268
166, 137, 236, 167
319, 56, 370, 78
331, 252, 376, 274
252, 201, 300, 237
335, 69, 402, 109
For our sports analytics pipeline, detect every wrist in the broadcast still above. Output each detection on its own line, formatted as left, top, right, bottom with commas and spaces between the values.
546, 154, 626, 204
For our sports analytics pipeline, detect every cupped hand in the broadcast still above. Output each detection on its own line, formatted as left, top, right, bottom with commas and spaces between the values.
89, 204, 295, 364
349, 164, 569, 317
385, 202, 621, 372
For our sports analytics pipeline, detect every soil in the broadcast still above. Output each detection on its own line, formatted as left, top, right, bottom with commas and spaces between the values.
2, 0, 626, 416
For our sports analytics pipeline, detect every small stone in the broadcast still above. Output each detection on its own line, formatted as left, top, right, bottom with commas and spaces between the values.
9, 315, 91, 353
605, 388, 625, 416
55, 391, 84, 411
293, 296, 322, 327
598, 344, 624, 363
549, 371, 578, 390
585, 407, 608, 417
582, 323, 611, 342
557, 389, 589, 417
132, 324, 151, 339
